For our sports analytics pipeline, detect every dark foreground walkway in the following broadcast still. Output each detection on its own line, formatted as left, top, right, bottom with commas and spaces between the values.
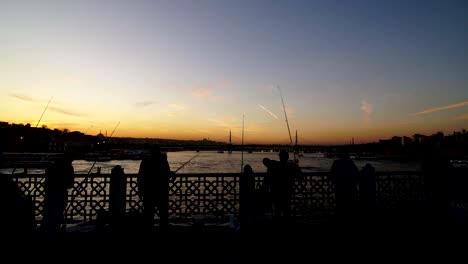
4, 212, 468, 263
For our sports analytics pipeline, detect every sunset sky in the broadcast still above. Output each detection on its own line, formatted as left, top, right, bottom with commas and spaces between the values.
1, 0, 467, 144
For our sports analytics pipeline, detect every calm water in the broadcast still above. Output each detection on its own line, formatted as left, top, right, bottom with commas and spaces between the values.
1, 151, 421, 175
64, 151, 420, 174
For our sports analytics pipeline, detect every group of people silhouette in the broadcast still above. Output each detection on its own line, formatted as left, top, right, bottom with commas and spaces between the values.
329, 152, 378, 223
2, 143, 463, 236
243, 149, 377, 228
0, 146, 391, 234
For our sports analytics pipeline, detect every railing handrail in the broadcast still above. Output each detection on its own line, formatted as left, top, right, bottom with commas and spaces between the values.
5, 171, 423, 179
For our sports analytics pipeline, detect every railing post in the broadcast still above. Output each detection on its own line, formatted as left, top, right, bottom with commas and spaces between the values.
110, 165, 126, 229
240, 164, 254, 231
359, 164, 376, 213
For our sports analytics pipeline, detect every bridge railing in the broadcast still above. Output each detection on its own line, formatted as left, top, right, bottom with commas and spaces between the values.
8, 171, 423, 225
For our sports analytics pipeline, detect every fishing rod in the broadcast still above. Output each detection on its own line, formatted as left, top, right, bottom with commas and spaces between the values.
173, 152, 201, 174
84, 125, 93, 134
109, 121, 120, 138
13, 96, 54, 175
278, 87, 293, 145
36, 96, 53, 128
65, 122, 121, 222
278, 86, 297, 163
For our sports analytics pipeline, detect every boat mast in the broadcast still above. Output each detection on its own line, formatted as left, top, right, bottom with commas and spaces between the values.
295, 129, 298, 147
228, 129, 232, 154
241, 115, 244, 172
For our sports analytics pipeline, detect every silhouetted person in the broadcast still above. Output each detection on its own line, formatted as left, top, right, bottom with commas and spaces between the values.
41, 154, 74, 233
138, 145, 171, 230
110, 165, 126, 231
359, 163, 376, 214
263, 150, 302, 224
421, 146, 449, 221
330, 151, 359, 221
240, 164, 256, 230
0, 175, 35, 236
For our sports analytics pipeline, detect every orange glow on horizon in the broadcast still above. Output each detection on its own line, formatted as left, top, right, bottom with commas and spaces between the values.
4, 117, 464, 145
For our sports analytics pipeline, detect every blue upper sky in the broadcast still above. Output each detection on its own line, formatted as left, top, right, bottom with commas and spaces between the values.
1, 0, 467, 144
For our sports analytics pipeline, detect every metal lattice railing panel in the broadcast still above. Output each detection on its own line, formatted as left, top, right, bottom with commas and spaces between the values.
375, 171, 424, 208
5, 171, 424, 225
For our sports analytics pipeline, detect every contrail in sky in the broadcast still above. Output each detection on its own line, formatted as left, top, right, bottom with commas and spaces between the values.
412, 101, 468, 115
134, 100, 157, 108
258, 104, 278, 119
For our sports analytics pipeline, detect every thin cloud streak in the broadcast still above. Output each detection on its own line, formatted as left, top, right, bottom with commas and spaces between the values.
207, 118, 230, 128
9, 93, 84, 117
48, 106, 86, 117
412, 101, 468, 115
135, 100, 157, 108
258, 104, 278, 119
167, 104, 187, 117
9, 93, 38, 102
